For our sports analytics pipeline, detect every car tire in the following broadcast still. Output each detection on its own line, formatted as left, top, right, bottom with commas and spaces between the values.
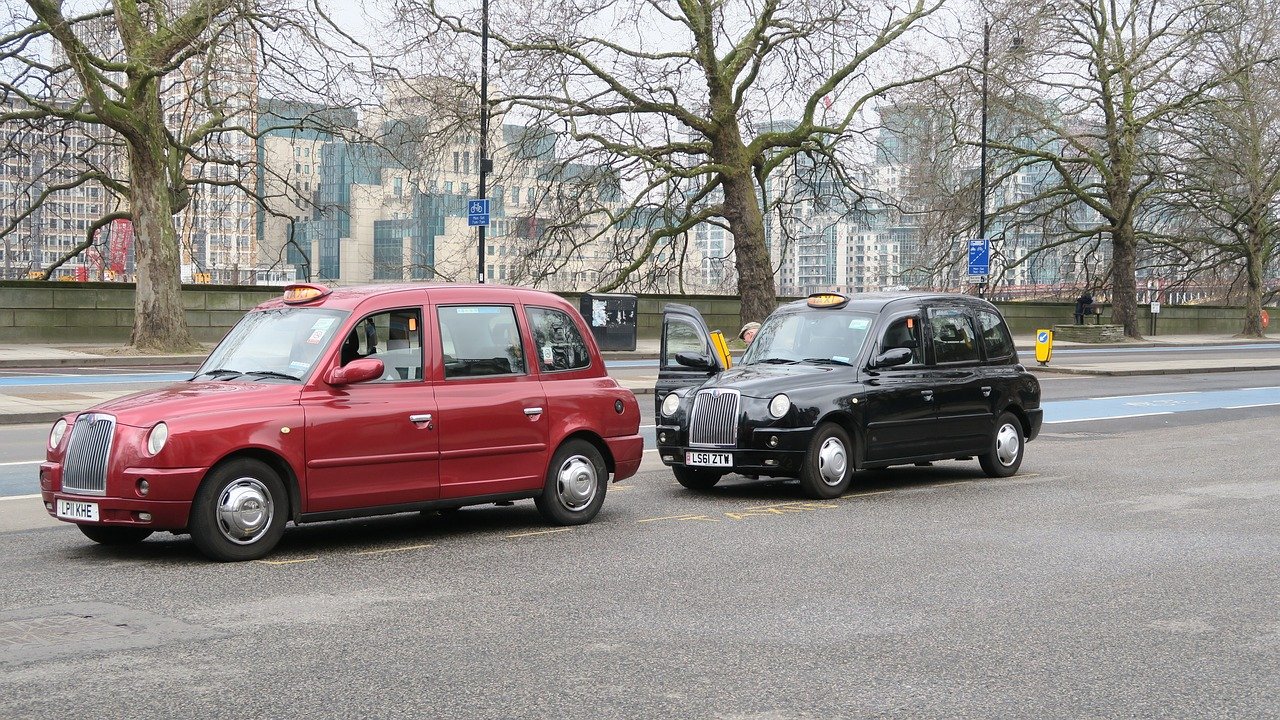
77, 524, 153, 545
979, 412, 1025, 478
189, 458, 288, 562
798, 423, 853, 499
535, 439, 608, 525
672, 466, 723, 491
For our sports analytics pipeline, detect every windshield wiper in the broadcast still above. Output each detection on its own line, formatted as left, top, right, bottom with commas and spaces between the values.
195, 368, 243, 380
244, 370, 300, 381
757, 357, 799, 365
802, 358, 853, 366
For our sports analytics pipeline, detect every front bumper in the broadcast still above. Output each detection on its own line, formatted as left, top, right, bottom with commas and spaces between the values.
40, 461, 206, 531
654, 424, 814, 475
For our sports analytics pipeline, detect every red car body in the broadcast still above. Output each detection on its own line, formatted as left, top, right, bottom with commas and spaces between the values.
40, 284, 643, 557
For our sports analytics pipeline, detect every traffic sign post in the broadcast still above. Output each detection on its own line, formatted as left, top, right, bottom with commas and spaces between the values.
467, 199, 490, 227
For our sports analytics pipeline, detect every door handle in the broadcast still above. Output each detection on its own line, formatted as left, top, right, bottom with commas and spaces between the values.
524, 407, 544, 417
409, 413, 434, 429
920, 390, 934, 401
981, 386, 992, 397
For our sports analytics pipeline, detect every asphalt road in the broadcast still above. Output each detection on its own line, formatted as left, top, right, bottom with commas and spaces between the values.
1, 411, 1276, 718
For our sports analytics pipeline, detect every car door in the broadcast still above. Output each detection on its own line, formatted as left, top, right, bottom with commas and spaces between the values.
861, 310, 939, 462
303, 305, 439, 513
925, 305, 993, 455
655, 303, 727, 417
432, 302, 550, 500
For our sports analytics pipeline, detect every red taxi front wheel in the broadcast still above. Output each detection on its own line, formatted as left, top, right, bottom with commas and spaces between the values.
189, 459, 288, 562
78, 525, 153, 545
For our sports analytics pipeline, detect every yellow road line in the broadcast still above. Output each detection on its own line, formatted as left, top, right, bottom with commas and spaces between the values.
506, 527, 572, 538
353, 543, 434, 556
256, 557, 318, 565
848, 490, 893, 497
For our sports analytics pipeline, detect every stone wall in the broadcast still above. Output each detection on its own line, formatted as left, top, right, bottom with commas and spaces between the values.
0, 280, 1270, 344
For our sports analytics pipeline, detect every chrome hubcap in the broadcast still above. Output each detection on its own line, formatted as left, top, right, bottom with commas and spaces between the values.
817, 437, 848, 486
216, 477, 274, 545
995, 423, 1021, 466
556, 455, 598, 512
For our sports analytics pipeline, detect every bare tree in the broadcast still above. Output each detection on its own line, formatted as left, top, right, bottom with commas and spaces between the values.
1162, 0, 1280, 336
1, 0, 375, 350
981, 0, 1228, 338
397, 0, 952, 324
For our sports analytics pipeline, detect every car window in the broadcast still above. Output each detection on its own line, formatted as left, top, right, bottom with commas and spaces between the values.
437, 305, 526, 378
663, 316, 709, 368
928, 308, 980, 364
527, 306, 591, 372
339, 309, 424, 382
977, 309, 1015, 361
742, 311, 873, 365
878, 315, 923, 365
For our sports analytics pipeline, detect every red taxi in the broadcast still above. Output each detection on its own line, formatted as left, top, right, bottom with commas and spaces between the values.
40, 283, 644, 561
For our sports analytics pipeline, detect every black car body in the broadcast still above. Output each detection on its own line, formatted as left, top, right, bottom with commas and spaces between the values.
655, 293, 1043, 498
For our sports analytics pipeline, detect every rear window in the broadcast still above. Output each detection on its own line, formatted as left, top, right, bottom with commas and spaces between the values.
978, 309, 1015, 360
527, 306, 591, 372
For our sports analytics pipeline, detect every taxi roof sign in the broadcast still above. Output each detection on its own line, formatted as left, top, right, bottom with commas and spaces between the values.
282, 283, 331, 304
806, 293, 850, 309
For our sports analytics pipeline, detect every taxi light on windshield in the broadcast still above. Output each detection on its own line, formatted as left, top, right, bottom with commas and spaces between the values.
807, 293, 849, 309
282, 283, 331, 304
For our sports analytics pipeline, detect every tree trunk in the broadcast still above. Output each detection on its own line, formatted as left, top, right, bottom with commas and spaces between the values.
721, 169, 777, 324
126, 111, 199, 352
1108, 221, 1142, 339
1240, 235, 1264, 337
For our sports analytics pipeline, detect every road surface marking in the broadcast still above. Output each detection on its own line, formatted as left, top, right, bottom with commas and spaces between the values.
0, 460, 41, 467
354, 543, 434, 556
256, 557, 318, 565
507, 527, 572, 538
0, 493, 42, 501
1046, 411, 1174, 424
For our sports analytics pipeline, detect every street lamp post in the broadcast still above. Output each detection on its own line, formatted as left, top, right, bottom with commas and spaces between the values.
477, 0, 490, 284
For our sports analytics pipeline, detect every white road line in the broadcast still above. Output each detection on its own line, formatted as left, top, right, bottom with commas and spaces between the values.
1045, 411, 1175, 424
0, 494, 43, 501
1222, 402, 1280, 409
0, 460, 42, 467
1088, 391, 1203, 401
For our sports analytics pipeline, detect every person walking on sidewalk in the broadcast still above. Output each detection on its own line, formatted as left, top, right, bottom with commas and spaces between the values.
1074, 292, 1094, 325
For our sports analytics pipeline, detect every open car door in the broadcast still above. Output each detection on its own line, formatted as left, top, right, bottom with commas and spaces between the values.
656, 303, 730, 416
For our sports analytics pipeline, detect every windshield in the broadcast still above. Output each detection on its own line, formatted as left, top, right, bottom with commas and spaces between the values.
741, 310, 874, 366
195, 307, 349, 382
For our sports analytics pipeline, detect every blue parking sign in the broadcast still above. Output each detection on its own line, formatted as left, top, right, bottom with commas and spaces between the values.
968, 238, 990, 276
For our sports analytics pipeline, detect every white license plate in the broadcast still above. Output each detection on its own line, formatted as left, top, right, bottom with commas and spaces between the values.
56, 499, 99, 522
685, 451, 732, 467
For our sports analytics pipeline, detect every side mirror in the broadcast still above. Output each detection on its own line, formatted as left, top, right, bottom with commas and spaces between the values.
674, 352, 715, 371
872, 348, 913, 369
327, 358, 384, 386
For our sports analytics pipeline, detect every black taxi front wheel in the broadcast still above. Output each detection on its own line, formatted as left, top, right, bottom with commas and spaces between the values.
189, 458, 289, 562
799, 423, 853, 499
672, 466, 723, 491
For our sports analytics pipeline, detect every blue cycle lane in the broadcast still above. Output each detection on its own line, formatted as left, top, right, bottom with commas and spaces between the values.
3, 370, 1280, 498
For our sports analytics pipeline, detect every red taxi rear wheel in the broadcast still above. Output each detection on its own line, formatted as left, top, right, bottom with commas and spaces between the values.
672, 466, 722, 491
535, 439, 607, 525
189, 458, 288, 562
78, 525, 153, 545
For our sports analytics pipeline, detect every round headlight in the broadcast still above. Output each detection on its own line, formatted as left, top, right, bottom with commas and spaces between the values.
146, 422, 169, 456
661, 393, 681, 417
49, 419, 68, 449
768, 393, 791, 418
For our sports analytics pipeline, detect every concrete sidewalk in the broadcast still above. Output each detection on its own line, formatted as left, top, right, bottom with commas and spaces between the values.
0, 333, 1278, 425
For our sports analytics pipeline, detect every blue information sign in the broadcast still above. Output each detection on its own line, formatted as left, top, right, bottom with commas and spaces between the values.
967, 238, 990, 276
467, 198, 490, 227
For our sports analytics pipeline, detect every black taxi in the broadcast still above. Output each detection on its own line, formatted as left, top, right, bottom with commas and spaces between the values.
654, 293, 1043, 498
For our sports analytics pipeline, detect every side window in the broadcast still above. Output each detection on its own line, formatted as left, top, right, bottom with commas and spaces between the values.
340, 308, 424, 382
978, 310, 1015, 360
527, 306, 591, 372
662, 316, 709, 368
437, 305, 527, 378
879, 315, 922, 365
927, 308, 980, 364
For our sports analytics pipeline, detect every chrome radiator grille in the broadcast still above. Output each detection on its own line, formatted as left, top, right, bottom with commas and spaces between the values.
62, 413, 114, 496
688, 389, 740, 447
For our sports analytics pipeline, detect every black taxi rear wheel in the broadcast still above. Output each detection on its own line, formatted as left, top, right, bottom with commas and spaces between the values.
672, 466, 723, 491
799, 423, 853, 499
78, 525, 153, 545
979, 412, 1025, 478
